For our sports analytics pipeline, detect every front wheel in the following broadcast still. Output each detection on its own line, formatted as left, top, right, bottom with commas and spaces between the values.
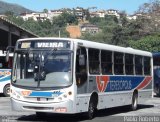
86, 101, 96, 120
3, 84, 10, 97
36, 112, 46, 118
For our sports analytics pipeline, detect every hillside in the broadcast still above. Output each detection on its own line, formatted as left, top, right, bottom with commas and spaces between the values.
0, 0, 33, 15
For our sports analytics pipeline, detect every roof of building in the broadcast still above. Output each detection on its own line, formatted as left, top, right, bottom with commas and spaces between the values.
80, 23, 99, 28
0, 16, 38, 37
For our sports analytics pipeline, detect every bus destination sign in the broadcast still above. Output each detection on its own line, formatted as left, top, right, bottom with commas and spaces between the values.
19, 40, 70, 50
36, 42, 64, 48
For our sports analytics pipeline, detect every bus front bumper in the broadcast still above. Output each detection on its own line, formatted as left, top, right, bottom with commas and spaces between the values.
11, 97, 74, 114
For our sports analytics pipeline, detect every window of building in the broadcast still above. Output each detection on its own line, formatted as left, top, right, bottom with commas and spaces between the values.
125, 54, 134, 75
114, 52, 124, 75
135, 55, 143, 75
144, 56, 151, 75
101, 50, 112, 75
89, 48, 100, 74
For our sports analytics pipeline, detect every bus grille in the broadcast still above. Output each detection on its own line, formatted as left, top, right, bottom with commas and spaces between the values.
23, 106, 54, 111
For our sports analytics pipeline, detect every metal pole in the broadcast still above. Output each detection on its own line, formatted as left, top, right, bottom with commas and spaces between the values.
59, 30, 61, 38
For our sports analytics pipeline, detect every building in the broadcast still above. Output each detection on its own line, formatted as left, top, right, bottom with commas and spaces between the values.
90, 10, 106, 18
90, 9, 120, 19
74, 7, 85, 21
20, 9, 63, 21
106, 9, 120, 19
80, 23, 100, 34
0, 16, 37, 51
127, 14, 138, 20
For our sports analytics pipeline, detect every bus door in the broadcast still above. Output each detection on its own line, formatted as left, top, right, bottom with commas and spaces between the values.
76, 47, 88, 94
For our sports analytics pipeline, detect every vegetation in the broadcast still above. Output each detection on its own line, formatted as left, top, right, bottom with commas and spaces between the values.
3, 0, 160, 52
81, 0, 160, 52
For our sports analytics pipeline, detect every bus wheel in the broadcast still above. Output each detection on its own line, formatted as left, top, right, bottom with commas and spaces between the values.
131, 92, 138, 111
36, 112, 46, 118
157, 85, 160, 96
86, 99, 97, 120
3, 84, 10, 97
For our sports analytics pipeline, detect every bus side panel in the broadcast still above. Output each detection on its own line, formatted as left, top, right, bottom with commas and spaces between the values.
138, 89, 152, 104
88, 75, 152, 110
76, 94, 90, 113
98, 92, 132, 109
0, 69, 11, 93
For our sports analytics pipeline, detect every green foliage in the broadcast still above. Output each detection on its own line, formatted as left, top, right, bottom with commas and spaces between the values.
129, 35, 160, 52
4, 0, 160, 52
6, 12, 74, 37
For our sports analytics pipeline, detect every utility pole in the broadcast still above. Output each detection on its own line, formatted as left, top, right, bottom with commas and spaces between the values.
59, 30, 61, 38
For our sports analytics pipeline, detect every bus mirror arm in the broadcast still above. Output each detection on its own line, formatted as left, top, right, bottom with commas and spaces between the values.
5, 46, 14, 62
6, 50, 9, 62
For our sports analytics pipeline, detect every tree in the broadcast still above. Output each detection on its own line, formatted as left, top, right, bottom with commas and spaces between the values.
5, 11, 14, 17
129, 35, 160, 52
137, 0, 160, 33
43, 8, 48, 13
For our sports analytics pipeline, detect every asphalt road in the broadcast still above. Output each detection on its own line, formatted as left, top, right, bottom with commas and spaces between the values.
0, 93, 160, 122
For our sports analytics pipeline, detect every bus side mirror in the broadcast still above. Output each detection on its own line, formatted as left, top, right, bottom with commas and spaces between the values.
79, 55, 85, 66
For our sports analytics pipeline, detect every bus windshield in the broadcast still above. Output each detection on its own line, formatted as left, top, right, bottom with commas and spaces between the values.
12, 49, 73, 88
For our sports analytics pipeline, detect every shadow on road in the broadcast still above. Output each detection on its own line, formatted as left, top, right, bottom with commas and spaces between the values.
96, 104, 153, 117
17, 104, 154, 122
17, 113, 86, 122
0, 93, 4, 97
154, 94, 160, 98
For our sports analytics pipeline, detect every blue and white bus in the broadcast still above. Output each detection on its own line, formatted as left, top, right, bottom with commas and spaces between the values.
10, 38, 153, 119
0, 50, 13, 97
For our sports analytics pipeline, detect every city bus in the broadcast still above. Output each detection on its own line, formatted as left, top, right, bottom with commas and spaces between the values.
0, 50, 13, 97
153, 52, 160, 96
9, 38, 153, 119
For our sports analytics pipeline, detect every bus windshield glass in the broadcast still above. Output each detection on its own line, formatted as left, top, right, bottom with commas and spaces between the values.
12, 49, 72, 88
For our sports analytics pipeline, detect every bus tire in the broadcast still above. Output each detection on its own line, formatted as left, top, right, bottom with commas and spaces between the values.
3, 84, 10, 97
86, 93, 98, 120
157, 85, 160, 96
36, 112, 46, 118
87, 101, 96, 120
131, 91, 138, 111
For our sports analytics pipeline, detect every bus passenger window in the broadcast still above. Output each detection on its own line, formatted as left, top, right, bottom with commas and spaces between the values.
135, 55, 143, 75
89, 48, 100, 74
101, 50, 112, 75
144, 57, 151, 75
125, 54, 133, 75
114, 52, 124, 75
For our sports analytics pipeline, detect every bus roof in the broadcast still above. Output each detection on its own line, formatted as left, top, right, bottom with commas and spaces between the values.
17, 37, 152, 57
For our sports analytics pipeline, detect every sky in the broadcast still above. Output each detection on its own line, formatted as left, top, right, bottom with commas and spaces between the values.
3, 0, 150, 14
